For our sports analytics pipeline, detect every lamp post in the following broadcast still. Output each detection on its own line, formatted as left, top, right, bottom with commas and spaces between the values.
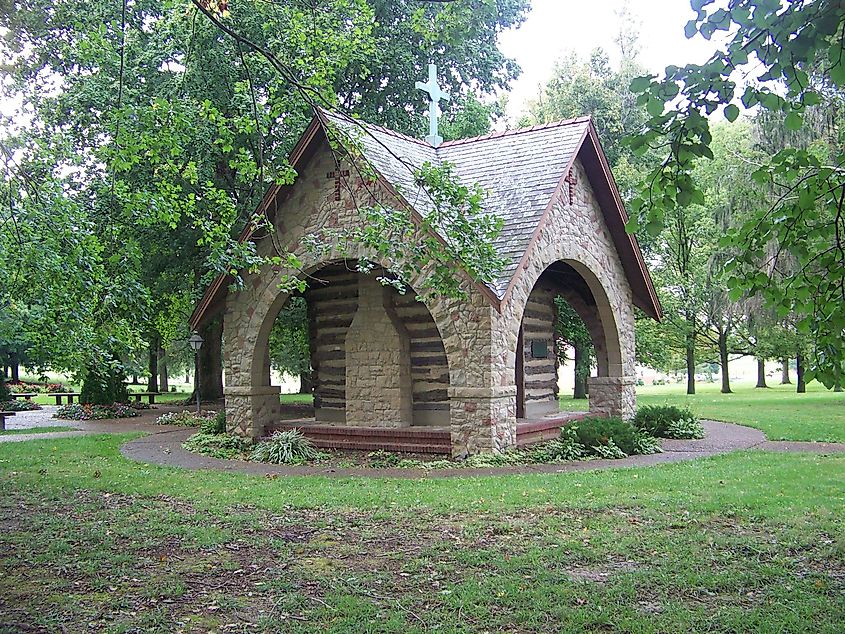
189, 332, 204, 414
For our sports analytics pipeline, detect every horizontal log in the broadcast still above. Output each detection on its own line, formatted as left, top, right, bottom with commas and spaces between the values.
405, 327, 441, 340
412, 389, 449, 403
410, 341, 447, 354
525, 379, 558, 391
523, 364, 557, 376
312, 316, 355, 330
316, 388, 346, 400
411, 355, 448, 367
313, 349, 345, 362
413, 403, 450, 411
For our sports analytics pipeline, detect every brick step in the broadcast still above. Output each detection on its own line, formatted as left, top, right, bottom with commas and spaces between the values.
267, 422, 450, 441
516, 413, 588, 447
306, 438, 451, 454
265, 422, 452, 454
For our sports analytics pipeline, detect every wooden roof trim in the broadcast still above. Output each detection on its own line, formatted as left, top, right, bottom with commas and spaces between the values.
582, 126, 662, 320
189, 115, 323, 330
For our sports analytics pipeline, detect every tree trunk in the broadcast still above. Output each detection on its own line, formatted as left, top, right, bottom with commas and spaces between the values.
147, 340, 158, 393
185, 373, 190, 384
131, 374, 139, 385
573, 342, 587, 400
189, 317, 224, 402
796, 354, 806, 393
2, 365, 8, 379
718, 332, 731, 394
755, 358, 768, 388
685, 336, 696, 395
158, 347, 169, 393
835, 378, 843, 393
9, 352, 19, 382
781, 359, 791, 384
299, 371, 313, 395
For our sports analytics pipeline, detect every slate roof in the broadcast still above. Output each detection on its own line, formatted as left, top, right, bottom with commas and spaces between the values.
190, 108, 661, 329
322, 110, 591, 297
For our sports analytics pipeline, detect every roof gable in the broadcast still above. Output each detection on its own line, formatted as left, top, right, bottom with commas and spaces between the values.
190, 109, 661, 328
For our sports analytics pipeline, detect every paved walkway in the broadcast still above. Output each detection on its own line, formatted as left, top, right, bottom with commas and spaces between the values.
3, 412, 843, 478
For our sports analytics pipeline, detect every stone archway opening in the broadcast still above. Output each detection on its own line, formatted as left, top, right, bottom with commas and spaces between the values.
257, 261, 451, 431
515, 260, 625, 420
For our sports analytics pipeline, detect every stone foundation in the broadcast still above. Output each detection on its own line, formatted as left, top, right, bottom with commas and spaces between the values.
448, 386, 517, 457
587, 376, 636, 420
224, 385, 282, 438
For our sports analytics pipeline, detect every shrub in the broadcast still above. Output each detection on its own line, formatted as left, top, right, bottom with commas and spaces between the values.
1, 399, 41, 412
155, 410, 216, 427
528, 436, 586, 462
633, 405, 704, 439
46, 383, 67, 393
54, 403, 139, 420
200, 410, 227, 435
665, 416, 705, 440
80, 359, 128, 405
250, 429, 323, 464
564, 417, 661, 458
182, 432, 251, 460
0, 378, 10, 401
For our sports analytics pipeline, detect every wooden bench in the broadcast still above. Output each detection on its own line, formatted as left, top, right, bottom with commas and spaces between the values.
51, 392, 81, 405
10, 393, 37, 402
130, 392, 160, 405
0, 411, 15, 431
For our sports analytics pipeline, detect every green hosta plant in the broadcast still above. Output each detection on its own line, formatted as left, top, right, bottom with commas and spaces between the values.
250, 429, 324, 465
633, 405, 704, 439
182, 432, 251, 461
564, 417, 662, 458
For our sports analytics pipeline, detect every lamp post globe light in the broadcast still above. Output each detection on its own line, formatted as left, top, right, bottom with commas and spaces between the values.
189, 332, 203, 414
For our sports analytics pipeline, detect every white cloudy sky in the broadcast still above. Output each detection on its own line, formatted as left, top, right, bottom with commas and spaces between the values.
498, 0, 722, 119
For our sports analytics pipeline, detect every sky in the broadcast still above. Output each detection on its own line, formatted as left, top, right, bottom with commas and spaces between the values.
497, 0, 723, 120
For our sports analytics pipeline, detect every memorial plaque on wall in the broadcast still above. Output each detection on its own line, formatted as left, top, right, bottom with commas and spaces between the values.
531, 340, 549, 359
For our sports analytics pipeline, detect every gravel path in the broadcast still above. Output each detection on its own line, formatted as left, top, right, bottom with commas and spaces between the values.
3, 413, 843, 478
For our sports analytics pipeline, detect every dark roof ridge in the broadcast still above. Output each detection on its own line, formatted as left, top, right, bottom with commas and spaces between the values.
318, 107, 435, 149
438, 116, 593, 149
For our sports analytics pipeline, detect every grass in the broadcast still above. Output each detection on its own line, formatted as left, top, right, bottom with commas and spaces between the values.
2, 385, 844, 631
0, 426, 74, 436
560, 380, 845, 443
1, 433, 844, 632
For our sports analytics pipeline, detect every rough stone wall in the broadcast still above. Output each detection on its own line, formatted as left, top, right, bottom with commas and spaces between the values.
520, 283, 559, 417
221, 137, 495, 449
345, 275, 413, 426
497, 158, 637, 425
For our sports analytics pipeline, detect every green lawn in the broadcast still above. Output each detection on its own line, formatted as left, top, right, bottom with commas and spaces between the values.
1, 433, 844, 632
2, 386, 844, 631
0, 426, 74, 436
560, 380, 845, 443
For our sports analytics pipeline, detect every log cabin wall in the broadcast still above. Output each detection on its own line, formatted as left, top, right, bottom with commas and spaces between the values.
305, 266, 450, 426
306, 265, 359, 423
520, 282, 560, 418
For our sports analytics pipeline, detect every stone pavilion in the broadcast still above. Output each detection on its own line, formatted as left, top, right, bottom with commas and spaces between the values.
190, 105, 661, 456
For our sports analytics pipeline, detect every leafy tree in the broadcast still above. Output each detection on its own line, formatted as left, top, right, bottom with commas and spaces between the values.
269, 297, 311, 394
628, 0, 845, 387
554, 297, 593, 400
1, 0, 526, 397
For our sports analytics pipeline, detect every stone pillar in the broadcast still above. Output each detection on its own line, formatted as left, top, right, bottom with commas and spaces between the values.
587, 376, 636, 420
224, 385, 281, 438
448, 386, 517, 457
345, 276, 413, 427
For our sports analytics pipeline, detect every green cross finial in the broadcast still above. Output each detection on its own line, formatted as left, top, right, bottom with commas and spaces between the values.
415, 63, 450, 148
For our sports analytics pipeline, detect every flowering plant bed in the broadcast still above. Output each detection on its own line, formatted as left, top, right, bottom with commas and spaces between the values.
54, 403, 139, 421
7, 380, 68, 394
0, 399, 42, 412
155, 410, 218, 427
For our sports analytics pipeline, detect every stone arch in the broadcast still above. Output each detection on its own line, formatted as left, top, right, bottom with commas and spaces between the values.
224, 251, 461, 436
502, 243, 636, 420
